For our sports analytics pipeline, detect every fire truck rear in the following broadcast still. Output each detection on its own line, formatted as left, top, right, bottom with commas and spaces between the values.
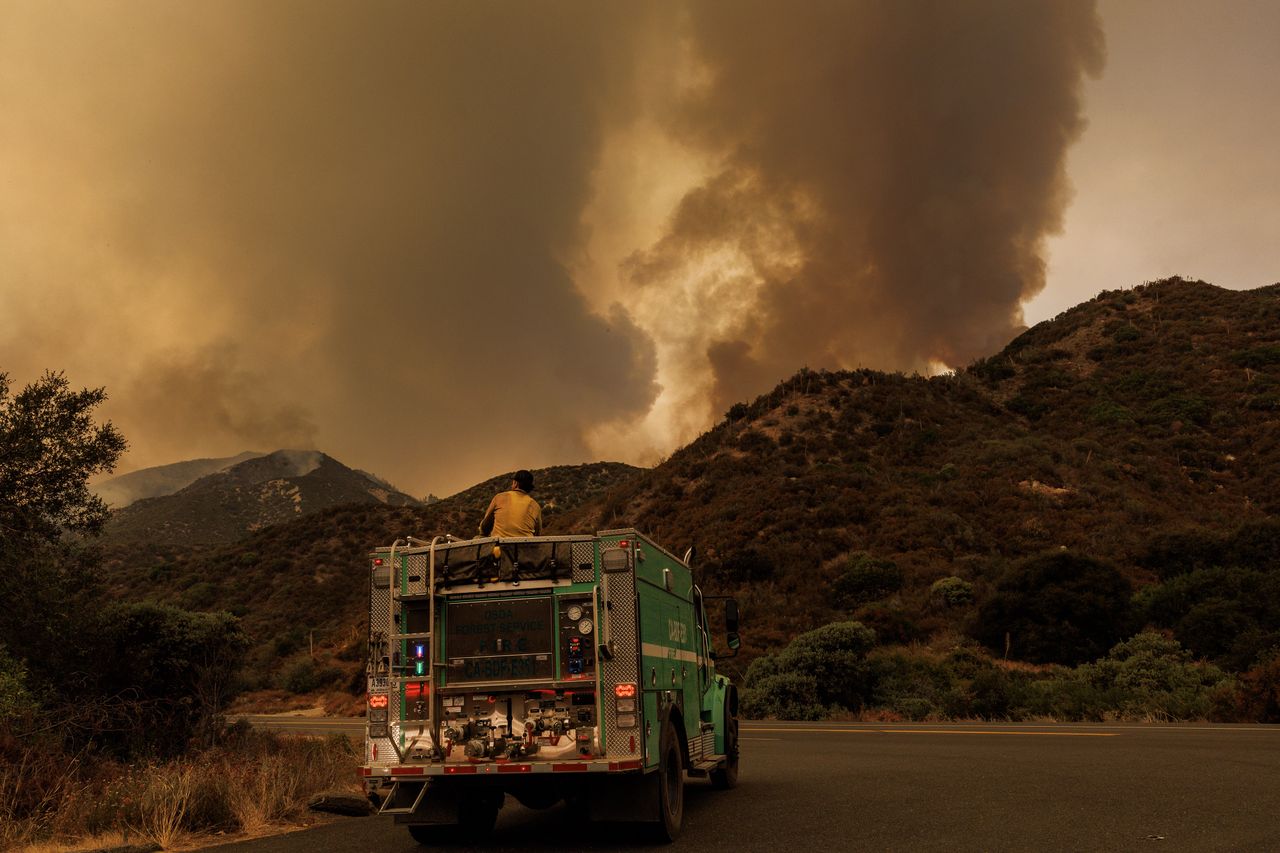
360, 528, 741, 842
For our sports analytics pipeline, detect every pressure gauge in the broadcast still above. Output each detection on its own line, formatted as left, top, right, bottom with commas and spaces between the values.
566, 604, 584, 621
578, 618, 594, 635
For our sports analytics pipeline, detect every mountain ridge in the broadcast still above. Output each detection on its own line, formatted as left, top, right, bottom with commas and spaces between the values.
103, 449, 420, 546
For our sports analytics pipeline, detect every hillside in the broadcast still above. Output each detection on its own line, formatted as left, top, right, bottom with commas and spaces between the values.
100, 461, 643, 682
553, 278, 1280, 656
99, 278, 1280, 692
103, 449, 419, 546
93, 451, 266, 507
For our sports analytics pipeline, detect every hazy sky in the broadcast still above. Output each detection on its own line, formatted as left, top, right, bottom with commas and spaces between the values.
1, 0, 1276, 496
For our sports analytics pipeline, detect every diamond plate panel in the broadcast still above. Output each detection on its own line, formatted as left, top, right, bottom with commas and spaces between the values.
600, 569, 640, 758
404, 552, 429, 596
571, 542, 595, 583
368, 563, 397, 766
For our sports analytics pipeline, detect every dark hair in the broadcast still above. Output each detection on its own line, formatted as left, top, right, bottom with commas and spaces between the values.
512, 470, 534, 492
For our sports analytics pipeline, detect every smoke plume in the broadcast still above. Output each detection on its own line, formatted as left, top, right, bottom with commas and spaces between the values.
611, 0, 1105, 432
0, 1, 1102, 493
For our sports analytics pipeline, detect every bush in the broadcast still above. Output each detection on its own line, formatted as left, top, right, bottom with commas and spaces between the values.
279, 660, 344, 694
854, 605, 923, 645
833, 554, 903, 608
867, 650, 956, 720
95, 602, 249, 755
1075, 633, 1230, 721
972, 551, 1133, 666
740, 672, 827, 720
1138, 564, 1280, 669
740, 621, 876, 718
930, 576, 975, 608
1226, 654, 1280, 723
0, 645, 33, 722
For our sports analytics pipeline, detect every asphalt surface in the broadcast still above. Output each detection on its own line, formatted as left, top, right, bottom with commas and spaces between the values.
212, 718, 1280, 852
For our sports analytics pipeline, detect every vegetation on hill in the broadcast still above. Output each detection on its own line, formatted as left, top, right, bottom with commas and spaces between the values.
90, 278, 1280, 724
554, 279, 1280, 665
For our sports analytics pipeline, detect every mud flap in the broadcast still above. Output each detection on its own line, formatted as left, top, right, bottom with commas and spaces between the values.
585, 771, 660, 822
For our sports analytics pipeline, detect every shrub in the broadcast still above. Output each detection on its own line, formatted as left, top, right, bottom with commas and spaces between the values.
95, 602, 249, 755
867, 650, 956, 720
972, 551, 1134, 666
1075, 633, 1230, 721
0, 645, 33, 722
740, 672, 827, 720
1226, 654, 1280, 723
1138, 563, 1280, 669
930, 576, 975, 608
740, 622, 876, 717
833, 554, 903, 608
854, 605, 923, 645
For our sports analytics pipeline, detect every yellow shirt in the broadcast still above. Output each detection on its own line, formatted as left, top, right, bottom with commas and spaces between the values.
478, 489, 543, 538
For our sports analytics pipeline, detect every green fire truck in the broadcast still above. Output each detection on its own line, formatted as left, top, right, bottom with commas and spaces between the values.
360, 529, 741, 842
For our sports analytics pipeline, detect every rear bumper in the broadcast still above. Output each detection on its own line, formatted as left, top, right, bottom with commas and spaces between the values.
361, 758, 646, 778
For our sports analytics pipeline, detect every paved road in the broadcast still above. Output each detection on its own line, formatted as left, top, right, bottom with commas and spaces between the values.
214, 719, 1280, 852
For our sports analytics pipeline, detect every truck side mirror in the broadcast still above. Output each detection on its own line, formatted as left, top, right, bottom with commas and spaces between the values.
727, 633, 741, 651
725, 599, 740, 634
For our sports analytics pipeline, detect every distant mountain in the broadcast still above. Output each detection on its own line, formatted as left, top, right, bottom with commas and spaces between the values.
103, 449, 420, 546
93, 451, 266, 507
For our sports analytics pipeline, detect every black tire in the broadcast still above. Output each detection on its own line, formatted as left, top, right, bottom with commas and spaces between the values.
457, 795, 501, 837
406, 824, 436, 846
652, 720, 685, 842
710, 698, 739, 790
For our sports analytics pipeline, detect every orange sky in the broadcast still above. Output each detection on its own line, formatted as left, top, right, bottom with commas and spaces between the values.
1, 1, 1276, 496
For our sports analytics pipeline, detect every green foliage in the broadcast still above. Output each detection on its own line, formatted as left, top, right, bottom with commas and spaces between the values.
1226, 654, 1280, 723
0, 371, 126, 543
0, 645, 33, 721
867, 649, 957, 720
930, 576, 975, 608
1088, 400, 1134, 425
1138, 564, 1280, 670
1074, 633, 1230, 720
95, 602, 249, 755
833, 553, 903, 608
1228, 345, 1280, 368
973, 551, 1133, 665
740, 622, 876, 718
278, 659, 344, 694
853, 604, 922, 645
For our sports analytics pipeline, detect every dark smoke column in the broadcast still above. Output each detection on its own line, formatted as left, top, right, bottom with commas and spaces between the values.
630, 0, 1105, 414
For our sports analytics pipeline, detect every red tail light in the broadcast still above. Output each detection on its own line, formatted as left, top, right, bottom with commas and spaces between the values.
368, 693, 389, 708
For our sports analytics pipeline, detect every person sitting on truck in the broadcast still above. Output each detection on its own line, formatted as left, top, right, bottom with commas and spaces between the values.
478, 469, 543, 538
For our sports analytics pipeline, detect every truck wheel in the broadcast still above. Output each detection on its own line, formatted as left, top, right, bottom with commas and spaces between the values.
406, 825, 436, 845
710, 699, 739, 790
652, 720, 684, 842
457, 796, 500, 836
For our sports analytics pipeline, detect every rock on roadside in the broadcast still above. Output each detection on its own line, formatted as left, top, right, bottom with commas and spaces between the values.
308, 791, 374, 816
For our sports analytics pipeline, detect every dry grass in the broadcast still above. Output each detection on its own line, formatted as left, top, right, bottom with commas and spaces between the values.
131, 763, 197, 849
3, 728, 360, 852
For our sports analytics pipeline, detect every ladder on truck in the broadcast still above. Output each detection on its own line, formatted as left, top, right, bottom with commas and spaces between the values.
382, 535, 453, 803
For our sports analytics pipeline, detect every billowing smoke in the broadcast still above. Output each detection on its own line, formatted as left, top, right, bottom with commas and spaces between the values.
0, 1, 658, 494
604, 0, 1105, 441
0, 1, 1102, 493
